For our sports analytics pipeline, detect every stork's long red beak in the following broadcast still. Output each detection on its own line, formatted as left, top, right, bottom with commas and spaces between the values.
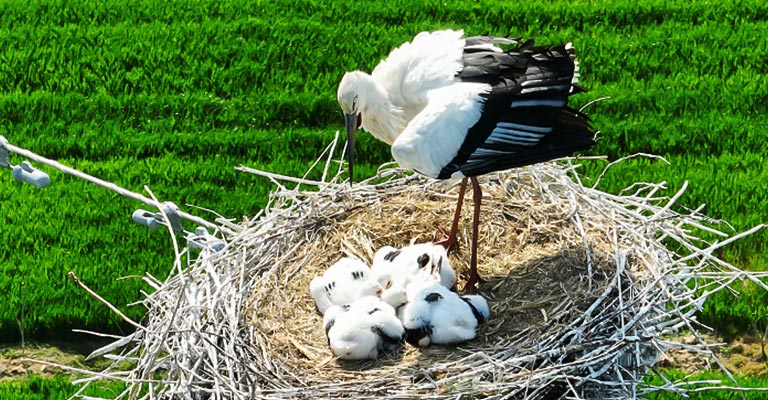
344, 112, 361, 184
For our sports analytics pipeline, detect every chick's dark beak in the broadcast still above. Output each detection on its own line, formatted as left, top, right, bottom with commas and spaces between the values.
404, 326, 431, 347
344, 112, 361, 184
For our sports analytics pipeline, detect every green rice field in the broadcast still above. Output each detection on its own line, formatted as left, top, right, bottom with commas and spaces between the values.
0, 0, 766, 397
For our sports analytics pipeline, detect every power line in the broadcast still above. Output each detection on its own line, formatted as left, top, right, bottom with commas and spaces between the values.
1, 135, 233, 237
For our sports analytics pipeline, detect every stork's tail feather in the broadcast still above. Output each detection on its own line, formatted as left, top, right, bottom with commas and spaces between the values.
549, 107, 596, 154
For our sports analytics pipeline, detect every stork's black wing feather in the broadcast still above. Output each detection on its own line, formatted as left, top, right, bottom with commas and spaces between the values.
438, 37, 595, 179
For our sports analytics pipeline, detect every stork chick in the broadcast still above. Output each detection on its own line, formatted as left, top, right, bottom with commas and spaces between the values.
372, 243, 456, 293
310, 257, 383, 314
323, 296, 405, 360
398, 280, 490, 347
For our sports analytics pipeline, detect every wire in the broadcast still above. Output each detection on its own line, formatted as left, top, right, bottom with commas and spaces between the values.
1, 135, 232, 235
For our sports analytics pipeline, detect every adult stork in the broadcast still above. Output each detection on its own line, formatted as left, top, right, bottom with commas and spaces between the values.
337, 29, 596, 292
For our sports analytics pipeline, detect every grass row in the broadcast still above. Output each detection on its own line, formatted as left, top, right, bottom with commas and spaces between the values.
2, 369, 768, 400
0, 374, 126, 400
643, 369, 768, 399
1, 1, 766, 131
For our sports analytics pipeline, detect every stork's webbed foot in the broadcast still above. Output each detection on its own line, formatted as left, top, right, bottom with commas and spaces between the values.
462, 271, 485, 294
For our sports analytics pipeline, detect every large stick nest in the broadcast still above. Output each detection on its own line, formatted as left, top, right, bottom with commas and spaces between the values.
67, 146, 767, 400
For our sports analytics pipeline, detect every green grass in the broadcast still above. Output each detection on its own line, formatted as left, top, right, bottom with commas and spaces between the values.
1, 369, 766, 400
644, 369, 768, 399
0, 0, 766, 394
0, 374, 126, 400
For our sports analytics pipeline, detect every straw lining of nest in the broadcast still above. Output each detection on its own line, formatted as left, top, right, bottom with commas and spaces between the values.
59, 140, 767, 400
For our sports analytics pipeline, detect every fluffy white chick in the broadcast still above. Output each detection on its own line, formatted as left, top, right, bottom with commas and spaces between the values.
370, 246, 408, 309
322, 296, 405, 360
310, 257, 383, 314
398, 278, 490, 348
372, 243, 456, 309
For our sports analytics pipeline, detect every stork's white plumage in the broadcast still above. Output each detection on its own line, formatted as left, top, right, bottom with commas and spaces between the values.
338, 30, 595, 292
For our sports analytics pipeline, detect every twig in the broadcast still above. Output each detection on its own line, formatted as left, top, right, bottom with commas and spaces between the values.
67, 272, 144, 332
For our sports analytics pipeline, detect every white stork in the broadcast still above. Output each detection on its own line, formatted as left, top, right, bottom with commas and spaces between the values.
337, 29, 595, 292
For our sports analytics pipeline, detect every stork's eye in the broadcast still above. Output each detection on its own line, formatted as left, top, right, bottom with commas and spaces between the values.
352, 95, 358, 111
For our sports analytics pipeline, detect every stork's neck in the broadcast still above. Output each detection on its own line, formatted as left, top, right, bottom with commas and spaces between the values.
358, 74, 404, 145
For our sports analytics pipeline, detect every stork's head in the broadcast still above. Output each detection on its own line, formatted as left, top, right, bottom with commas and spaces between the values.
337, 71, 365, 184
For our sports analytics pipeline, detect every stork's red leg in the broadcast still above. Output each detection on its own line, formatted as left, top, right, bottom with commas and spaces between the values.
462, 176, 484, 293
435, 177, 468, 252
